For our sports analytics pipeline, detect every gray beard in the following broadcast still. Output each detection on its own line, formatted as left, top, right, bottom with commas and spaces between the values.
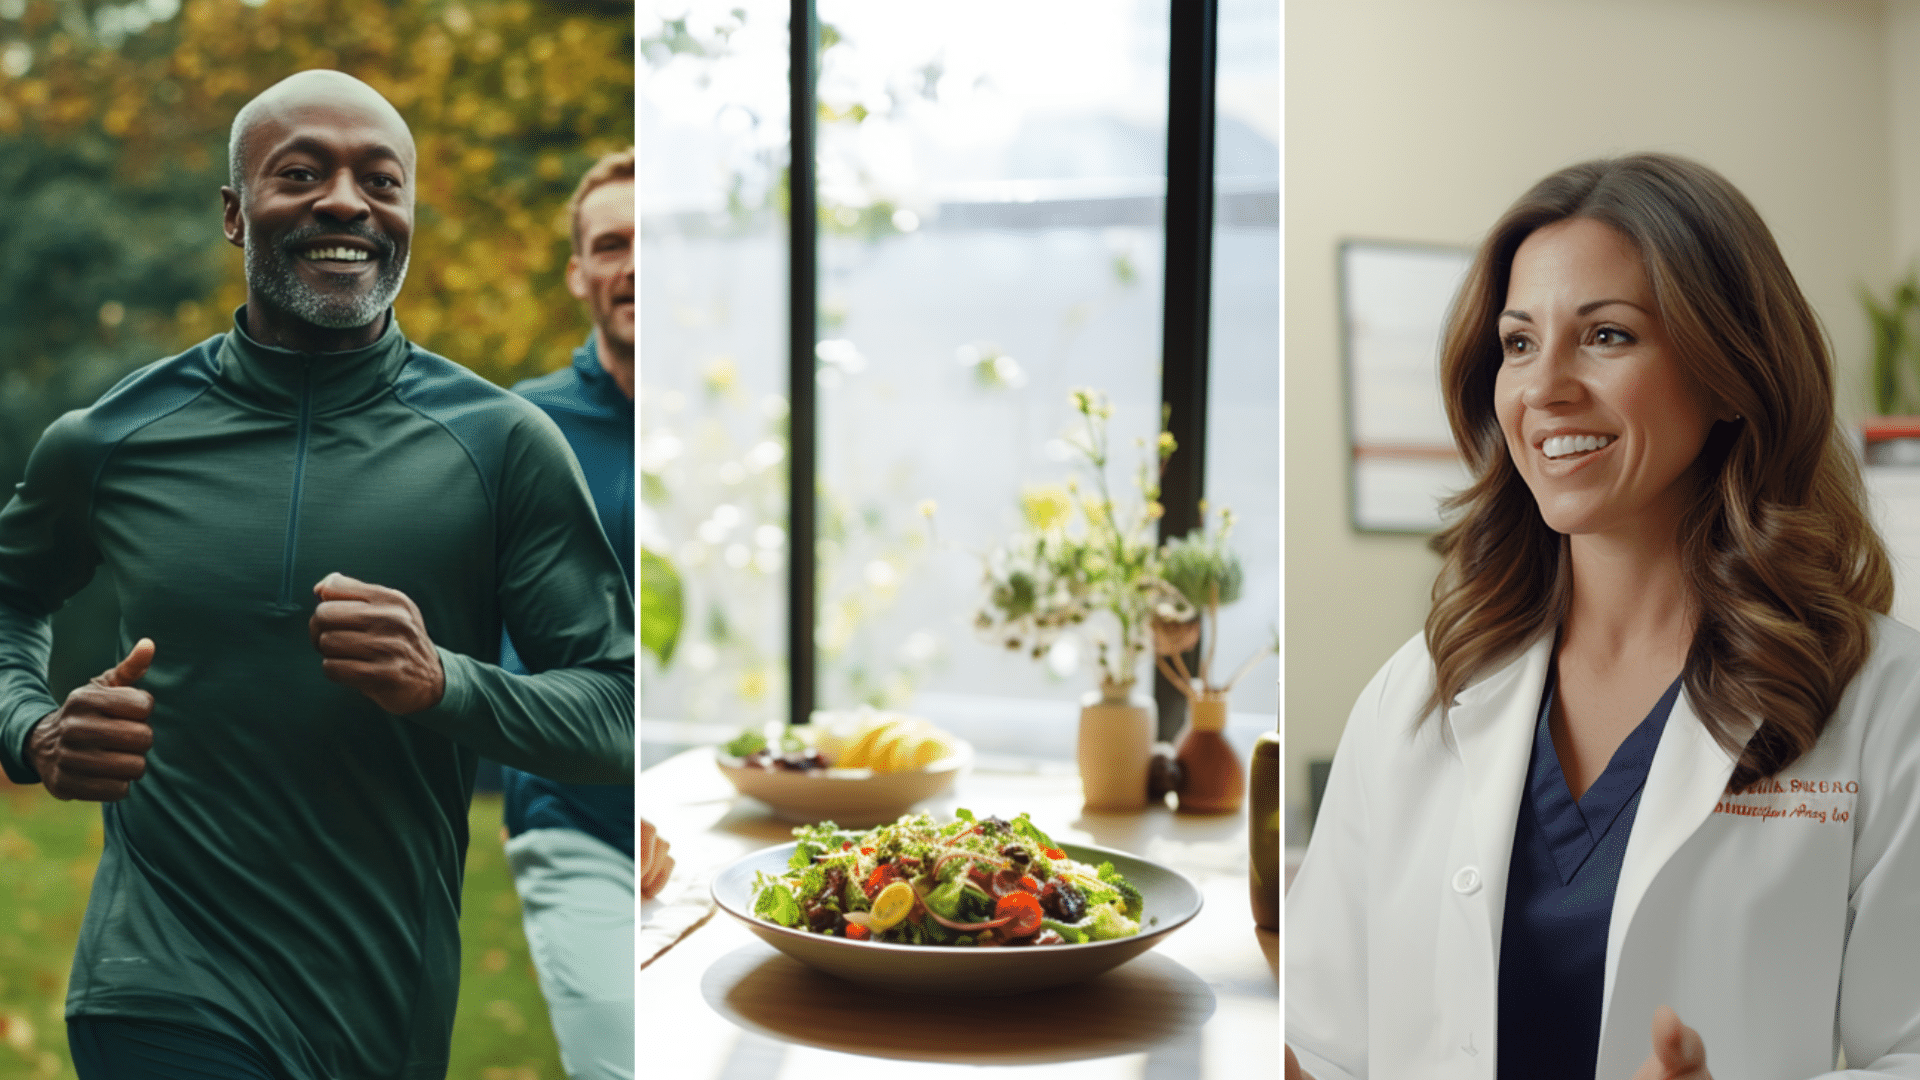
245, 229, 409, 331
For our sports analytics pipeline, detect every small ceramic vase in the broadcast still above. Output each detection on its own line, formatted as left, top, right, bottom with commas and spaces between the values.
1174, 692, 1243, 814
1077, 681, 1154, 812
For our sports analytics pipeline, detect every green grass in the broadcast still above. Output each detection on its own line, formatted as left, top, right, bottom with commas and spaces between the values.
0, 788, 564, 1079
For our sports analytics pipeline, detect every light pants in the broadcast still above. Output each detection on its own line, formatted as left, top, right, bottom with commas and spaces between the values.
505, 828, 635, 1080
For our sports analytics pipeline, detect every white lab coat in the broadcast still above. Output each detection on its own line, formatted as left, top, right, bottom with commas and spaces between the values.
1286, 616, 1920, 1080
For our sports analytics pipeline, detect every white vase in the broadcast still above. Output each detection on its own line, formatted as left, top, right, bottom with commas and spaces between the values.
1077, 681, 1154, 812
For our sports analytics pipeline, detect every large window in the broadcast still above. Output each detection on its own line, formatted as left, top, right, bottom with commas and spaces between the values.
640, 1, 1276, 766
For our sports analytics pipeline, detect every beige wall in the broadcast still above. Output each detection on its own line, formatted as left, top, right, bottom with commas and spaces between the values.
1286, 0, 1897, 818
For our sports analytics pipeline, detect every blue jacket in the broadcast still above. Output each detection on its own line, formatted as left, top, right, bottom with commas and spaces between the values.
501, 337, 635, 859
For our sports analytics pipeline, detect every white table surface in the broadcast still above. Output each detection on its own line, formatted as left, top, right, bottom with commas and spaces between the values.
638, 747, 1279, 1078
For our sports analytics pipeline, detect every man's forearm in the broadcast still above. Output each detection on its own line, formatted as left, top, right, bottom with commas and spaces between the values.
403, 647, 632, 783
0, 596, 59, 784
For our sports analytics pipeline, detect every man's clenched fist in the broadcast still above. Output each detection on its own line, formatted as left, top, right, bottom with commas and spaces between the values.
309, 573, 445, 714
28, 637, 157, 801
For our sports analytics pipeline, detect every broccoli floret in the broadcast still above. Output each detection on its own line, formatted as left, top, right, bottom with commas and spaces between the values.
751, 876, 803, 928
1096, 862, 1145, 920
1041, 917, 1090, 944
1087, 902, 1140, 941
1069, 871, 1121, 911
793, 864, 827, 901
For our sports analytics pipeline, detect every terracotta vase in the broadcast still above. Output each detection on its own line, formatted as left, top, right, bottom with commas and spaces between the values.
1174, 692, 1243, 814
1077, 681, 1154, 813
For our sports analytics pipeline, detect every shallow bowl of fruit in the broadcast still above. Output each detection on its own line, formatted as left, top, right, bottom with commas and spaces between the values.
710, 838, 1203, 996
715, 712, 973, 827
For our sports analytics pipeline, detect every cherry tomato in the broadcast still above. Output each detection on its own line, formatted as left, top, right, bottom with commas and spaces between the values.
1018, 875, 1040, 894
1044, 848, 1066, 860
994, 891, 1044, 938
863, 863, 901, 899
845, 922, 871, 940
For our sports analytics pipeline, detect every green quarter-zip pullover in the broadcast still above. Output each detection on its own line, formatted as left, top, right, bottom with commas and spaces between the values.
0, 310, 633, 1079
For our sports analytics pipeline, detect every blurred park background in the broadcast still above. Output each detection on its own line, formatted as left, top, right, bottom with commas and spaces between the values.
0, 0, 632, 1074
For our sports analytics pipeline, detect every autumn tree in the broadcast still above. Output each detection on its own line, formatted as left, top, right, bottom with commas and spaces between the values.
0, 0, 632, 692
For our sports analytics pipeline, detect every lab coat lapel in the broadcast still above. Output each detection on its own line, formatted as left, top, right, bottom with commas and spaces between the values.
1597, 686, 1739, 1041
1446, 634, 1555, 961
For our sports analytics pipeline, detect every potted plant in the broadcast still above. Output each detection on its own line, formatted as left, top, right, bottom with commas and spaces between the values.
1151, 510, 1275, 814
976, 389, 1193, 811
1860, 269, 1920, 464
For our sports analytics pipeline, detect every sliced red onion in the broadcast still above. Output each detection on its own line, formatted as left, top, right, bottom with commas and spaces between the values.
933, 849, 1009, 876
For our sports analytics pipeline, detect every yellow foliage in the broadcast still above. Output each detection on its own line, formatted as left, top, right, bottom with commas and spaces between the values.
10, 0, 633, 388
0, 827, 37, 862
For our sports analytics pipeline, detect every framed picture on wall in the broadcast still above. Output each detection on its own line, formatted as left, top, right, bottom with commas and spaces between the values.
1338, 239, 1475, 533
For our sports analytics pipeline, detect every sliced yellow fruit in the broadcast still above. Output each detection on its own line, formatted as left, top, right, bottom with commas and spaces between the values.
837, 719, 894, 770
869, 881, 915, 932
911, 732, 953, 769
895, 721, 944, 772
872, 723, 914, 774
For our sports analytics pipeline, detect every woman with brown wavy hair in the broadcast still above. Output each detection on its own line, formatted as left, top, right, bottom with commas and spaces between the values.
1286, 153, 1920, 1080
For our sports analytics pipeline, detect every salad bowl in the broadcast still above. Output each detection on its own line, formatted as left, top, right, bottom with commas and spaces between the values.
714, 739, 973, 828
709, 839, 1203, 996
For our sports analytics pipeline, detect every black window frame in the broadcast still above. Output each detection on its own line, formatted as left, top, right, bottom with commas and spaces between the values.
785, 0, 1219, 741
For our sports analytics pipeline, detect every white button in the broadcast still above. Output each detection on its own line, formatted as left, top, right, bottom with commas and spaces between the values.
1452, 866, 1482, 895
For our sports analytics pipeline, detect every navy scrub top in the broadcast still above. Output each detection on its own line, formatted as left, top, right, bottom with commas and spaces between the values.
1496, 667, 1682, 1079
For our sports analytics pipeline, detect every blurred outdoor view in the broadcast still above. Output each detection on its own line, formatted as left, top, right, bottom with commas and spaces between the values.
0, 0, 631, 1075
640, 0, 1277, 763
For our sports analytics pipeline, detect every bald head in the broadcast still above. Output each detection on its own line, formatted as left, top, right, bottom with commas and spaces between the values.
220, 68, 417, 350
228, 70, 415, 194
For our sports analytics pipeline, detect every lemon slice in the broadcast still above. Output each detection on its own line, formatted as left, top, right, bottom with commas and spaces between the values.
869, 881, 915, 932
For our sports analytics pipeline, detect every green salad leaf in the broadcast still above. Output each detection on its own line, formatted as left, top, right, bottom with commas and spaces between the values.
723, 728, 768, 758
752, 875, 802, 927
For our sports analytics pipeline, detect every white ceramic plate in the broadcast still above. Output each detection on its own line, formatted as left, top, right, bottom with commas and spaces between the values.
714, 741, 973, 828
709, 839, 1204, 996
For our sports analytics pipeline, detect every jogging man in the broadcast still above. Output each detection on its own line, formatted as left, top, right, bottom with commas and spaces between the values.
497, 148, 637, 1080
0, 70, 632, 1079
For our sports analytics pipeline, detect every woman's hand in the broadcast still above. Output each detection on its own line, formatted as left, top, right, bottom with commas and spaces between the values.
1629, 1006, 1712, 1080
640, 818, 674, 900
1284, 1045, 1316, 1080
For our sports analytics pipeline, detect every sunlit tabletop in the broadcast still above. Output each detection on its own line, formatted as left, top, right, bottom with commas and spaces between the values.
637, 746, 1278, 1079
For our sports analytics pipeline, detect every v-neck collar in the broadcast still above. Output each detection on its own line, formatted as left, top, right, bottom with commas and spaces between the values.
1528, 667, 1682, 884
